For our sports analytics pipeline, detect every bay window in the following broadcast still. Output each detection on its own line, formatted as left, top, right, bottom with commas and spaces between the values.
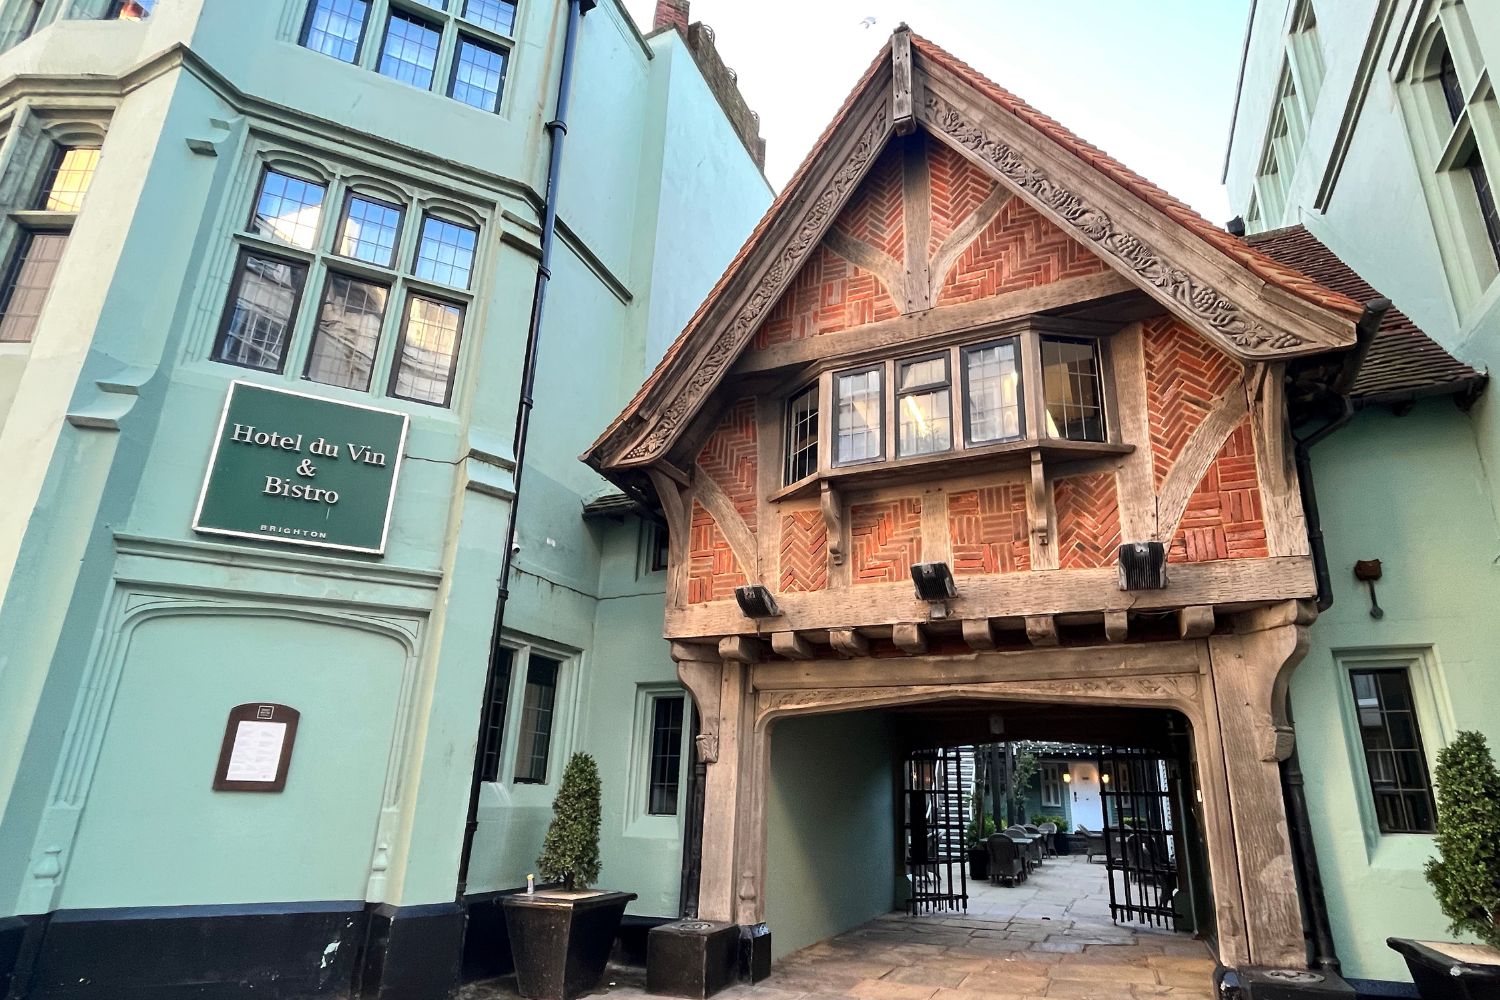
784, 319, 1119, 488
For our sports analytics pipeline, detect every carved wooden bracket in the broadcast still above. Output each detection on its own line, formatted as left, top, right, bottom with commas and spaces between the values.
821, 482, 845, 566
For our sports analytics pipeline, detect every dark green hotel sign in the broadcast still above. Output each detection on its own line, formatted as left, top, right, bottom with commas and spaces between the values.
193, 381, 409, 555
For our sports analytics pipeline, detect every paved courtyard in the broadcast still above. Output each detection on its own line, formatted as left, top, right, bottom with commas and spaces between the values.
458, 856, 1218, 1000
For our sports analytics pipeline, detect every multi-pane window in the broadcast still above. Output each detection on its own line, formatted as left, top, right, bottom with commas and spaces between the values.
897, 355, 952, 457
212, 159, 477, 406
1399, 2, 1500, 297
834, 366, 883, 465
647, 695, 685, 816
1041, 337, 1105, 442
298, 0, 514, 113
0, 143, 100, 344
783, 384, 818, 484
1349, 669, 1437, 834
477, 647, 515, 783
787, 328, 1113, 479
302, 0, 370, 63
514, 655, 560, 784
963, 338, 1023, 444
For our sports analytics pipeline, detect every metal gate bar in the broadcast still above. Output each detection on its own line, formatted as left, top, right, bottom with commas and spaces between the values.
1100, 747, 1178, 927
903, 746, 968, 915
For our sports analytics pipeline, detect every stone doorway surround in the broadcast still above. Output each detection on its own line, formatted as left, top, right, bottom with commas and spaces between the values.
672, 599, 1316, 973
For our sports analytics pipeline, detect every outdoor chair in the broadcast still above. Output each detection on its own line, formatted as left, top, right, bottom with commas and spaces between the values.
1039, 821, 1058, 857
986, 833, 1025, 886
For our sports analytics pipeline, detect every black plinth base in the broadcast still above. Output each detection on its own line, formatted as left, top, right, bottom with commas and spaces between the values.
646, 920, 738, 998
739, 923, 771, 983
1239, 967, 1356, 1000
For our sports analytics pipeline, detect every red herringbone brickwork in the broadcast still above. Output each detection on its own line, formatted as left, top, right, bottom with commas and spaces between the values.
1143, 316, 1242, 489
850, 497, 923, 585
936, 197, 1108, 305
948, 485, 1030, 574
927, 140, 995, 253
835, 143, 905, 258
752, 243, 900, 349
696, 398, 758, 531
1054, 472, 1121, 570
779, 510, 828, 592
1169, 417, 1269, 563
687, 500, 747, 604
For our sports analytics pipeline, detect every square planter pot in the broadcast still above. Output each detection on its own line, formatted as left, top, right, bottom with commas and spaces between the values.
502, 889, 637, 1000
1389, 938, 1500, 1000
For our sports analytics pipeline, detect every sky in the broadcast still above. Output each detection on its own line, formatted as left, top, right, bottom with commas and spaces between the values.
620, 0, 1250, 224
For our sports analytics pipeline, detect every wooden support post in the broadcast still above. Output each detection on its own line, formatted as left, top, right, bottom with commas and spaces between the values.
829, 629, 869, 657
961, 618, 996, 650
1179, 605, 1216, 639
1104, 611, 1129, 643
892, 623, 927, 655
770, 632, 814, 660
719, 636, 763, 664
1025, 615, 1058, 646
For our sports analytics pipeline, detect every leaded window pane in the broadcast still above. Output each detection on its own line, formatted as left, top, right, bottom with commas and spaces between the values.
783, 384, 818, 484
450, 37, 506, 112
302, 0, 369, 63
251, 169, 326, 250
1041, 336, 1106, 442
305, 273, 388, 391
647, 695, 684, 816
40, 148, 100, 213
213, 252, 308, 372
414, 215, 477, 287
338, 194, 403, 267
378, 11, 441, 90
464, 0, 516, 34
1348, 668, 1437, 834
835, 366, 883, 464
390, 294, 462, 406
897, 355, 951, 457
514, 656, 560, 784
0, 232, 67, 343
964, 339, 1024, 444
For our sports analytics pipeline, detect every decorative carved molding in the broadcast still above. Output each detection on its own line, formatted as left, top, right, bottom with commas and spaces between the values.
619, 103, 891, 463
919, 93, 1307, 356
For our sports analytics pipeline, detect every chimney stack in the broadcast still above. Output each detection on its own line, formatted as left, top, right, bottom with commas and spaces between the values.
653, 0, 690, 37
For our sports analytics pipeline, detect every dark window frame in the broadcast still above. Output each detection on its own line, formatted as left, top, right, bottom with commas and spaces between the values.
1349, 667, 1438, 835
335, 189, 406, 268
831, 362, 886, 467
960, 336, 1026, 446
646, 694, 686, 816
782, 381, 819, 486
448, 33, 508, 114
895, 351, 953, 458
211, 246, 311, 375
386, 292, 466, 407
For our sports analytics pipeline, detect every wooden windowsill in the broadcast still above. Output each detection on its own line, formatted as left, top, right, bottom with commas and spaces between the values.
768, 438, 1133, 501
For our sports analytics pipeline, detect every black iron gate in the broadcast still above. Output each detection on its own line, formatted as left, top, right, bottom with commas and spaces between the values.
1100, 747, 1180, 927
902, 746, 968, 915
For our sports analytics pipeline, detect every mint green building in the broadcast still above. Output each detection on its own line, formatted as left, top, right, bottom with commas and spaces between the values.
1226, 0, 1498, 992
0, 0, 769, 995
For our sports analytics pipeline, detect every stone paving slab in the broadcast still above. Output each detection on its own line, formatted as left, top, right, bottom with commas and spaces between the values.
457, 857, 1216, 1000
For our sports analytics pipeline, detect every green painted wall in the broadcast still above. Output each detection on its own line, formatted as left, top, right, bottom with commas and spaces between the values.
1294, 402, 1500, 983
765, 711, 899, 961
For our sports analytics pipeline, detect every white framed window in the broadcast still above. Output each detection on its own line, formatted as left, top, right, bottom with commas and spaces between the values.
1395, 0, 1500, 308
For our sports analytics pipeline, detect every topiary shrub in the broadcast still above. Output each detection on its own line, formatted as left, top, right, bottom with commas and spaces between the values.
537, 753, 602, 891
1424, 730, 1500, 948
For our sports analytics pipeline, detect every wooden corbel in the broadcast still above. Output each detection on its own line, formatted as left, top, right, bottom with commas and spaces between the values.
821, 482, 845, 566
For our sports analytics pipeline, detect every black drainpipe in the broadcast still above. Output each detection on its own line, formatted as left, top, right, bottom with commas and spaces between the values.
456, 0, 593, 898
1280, 296, 1388, 971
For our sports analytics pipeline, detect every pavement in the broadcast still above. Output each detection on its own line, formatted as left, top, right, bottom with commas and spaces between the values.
457, 855, 1218, 1000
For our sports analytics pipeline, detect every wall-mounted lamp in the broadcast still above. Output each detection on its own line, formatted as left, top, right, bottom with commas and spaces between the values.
1353, 559, 1384, 620
910, 562, 957, 619
734, 584, 781, 620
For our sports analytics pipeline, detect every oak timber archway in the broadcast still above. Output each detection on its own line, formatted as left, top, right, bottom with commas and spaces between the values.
672, 600, 1312, 972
